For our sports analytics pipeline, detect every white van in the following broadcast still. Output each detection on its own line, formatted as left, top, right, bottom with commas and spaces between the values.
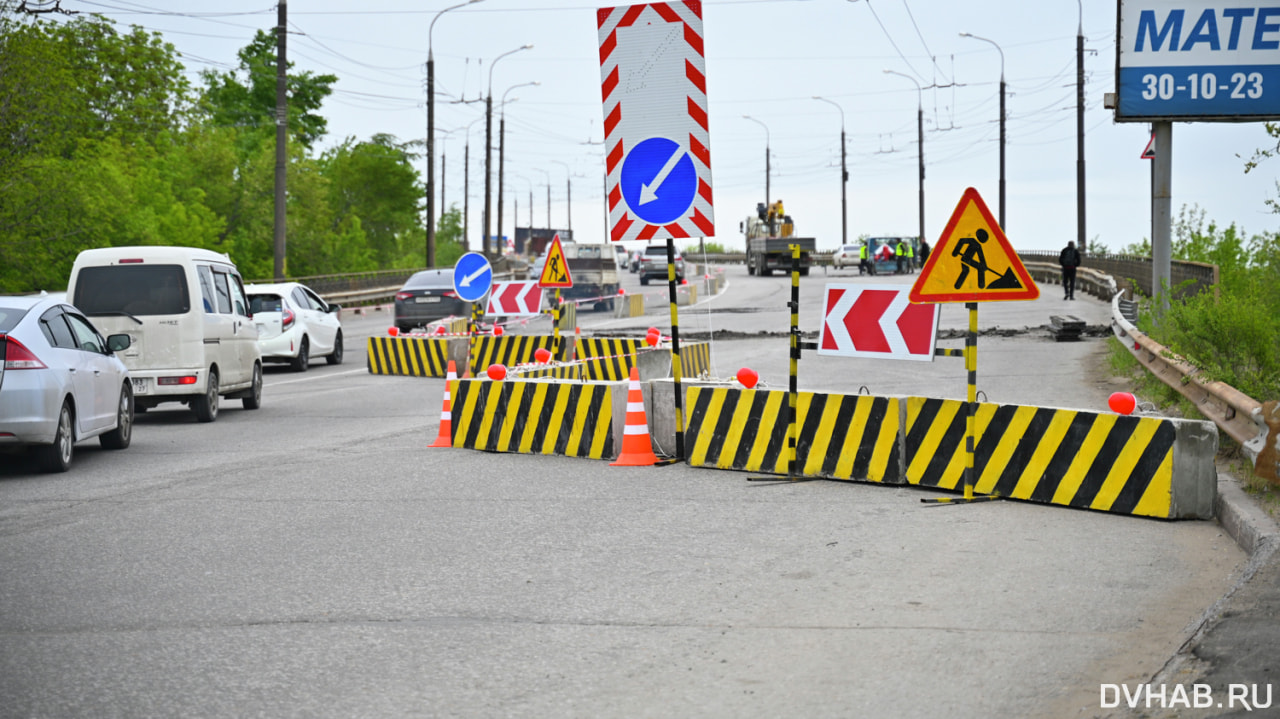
67, 246, 263, 422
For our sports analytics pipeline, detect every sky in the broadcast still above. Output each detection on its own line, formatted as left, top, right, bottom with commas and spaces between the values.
44, 0, 1280, 253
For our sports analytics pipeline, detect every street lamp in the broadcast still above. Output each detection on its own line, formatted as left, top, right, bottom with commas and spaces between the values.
552, 159, 572, 234
461, 115, 484, 252
484, 44, 532, 259
742, 115, 770, 232
812, 96, 848, 248
497, 81, 538, 258
960, 31, 1006, 230
883, 70, 925, 255
427, 0, 483, 267
535, 167, 551, 230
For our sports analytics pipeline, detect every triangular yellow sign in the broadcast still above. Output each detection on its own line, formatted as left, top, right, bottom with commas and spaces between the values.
538, 233, 574, 288
909, 188, 1039, 304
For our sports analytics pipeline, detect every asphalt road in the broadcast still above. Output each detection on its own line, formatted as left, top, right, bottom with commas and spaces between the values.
0, 267, 1253, 718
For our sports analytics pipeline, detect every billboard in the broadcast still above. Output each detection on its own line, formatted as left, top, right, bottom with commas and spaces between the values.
1116, 0, 1280, 121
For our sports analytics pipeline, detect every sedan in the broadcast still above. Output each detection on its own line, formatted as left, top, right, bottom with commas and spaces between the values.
832, 244, 860, 269
0, 294, 134, 472
394, 269, 479, 332
245, 282, 343, 372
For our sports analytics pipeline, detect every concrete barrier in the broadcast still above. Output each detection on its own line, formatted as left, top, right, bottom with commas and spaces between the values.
367, 336, 467, 377
450, 377, 625, 460
614, 293, 645, 318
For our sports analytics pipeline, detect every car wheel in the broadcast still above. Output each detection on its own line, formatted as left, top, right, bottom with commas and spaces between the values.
290, 337, 310, 372
326, 331, 344, 365
35, 400, 74, 473
242, 362, 262, 410
100, 383, 133, 450
192, 369, 219, 423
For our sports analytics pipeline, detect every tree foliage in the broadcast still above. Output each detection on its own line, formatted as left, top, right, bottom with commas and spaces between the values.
0, 11, 431, 293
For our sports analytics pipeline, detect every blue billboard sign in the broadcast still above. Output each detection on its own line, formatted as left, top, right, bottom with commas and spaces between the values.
1117, 1, 1280, 121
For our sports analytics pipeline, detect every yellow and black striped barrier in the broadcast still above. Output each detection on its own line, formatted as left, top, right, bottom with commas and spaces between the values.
680, 341, 711, 380
367, 336, 456, 377
468, 335, 561, 376
685, 386, 902, 482
903, 397, 1216, 518
451, 378, 617, 459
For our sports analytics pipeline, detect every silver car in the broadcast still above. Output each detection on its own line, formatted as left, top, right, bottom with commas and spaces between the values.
0, 294, 134, 472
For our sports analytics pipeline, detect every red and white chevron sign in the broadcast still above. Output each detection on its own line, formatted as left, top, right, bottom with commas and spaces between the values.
818, 284, 940, 362
486, 281, 543, 317
597, 2, 714, 243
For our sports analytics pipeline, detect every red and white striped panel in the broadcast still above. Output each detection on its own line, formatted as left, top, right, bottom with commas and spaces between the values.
597, 1, 714, 244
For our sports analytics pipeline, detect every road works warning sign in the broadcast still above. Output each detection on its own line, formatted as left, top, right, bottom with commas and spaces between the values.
909, 188, 1039, 304
538, 234, 573, 288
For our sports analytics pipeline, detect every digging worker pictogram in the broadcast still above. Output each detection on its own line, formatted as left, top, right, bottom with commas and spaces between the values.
951, 228, 994, 290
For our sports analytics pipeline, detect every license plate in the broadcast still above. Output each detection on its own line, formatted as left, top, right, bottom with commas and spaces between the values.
131, 377, 149, 395
416, 296, 442, 303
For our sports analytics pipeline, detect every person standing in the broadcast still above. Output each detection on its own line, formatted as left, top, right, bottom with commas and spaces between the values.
919, 239, 931, 269
1059, 241, 1081, 300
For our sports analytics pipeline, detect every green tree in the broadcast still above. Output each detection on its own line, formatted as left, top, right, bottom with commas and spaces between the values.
320, 134, 422, 268
198, 30, 336, 152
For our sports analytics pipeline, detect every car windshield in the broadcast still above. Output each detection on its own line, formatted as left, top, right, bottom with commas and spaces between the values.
249, 294, 284, 313
74, 265, 191, 316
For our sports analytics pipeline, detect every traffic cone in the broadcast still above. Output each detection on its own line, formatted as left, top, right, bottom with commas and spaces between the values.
430, 360, 457, 448
611, 366, 661, 467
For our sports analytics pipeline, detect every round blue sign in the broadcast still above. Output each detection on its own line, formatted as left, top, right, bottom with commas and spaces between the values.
452, 252, 492, 303
620, 137, 697, 226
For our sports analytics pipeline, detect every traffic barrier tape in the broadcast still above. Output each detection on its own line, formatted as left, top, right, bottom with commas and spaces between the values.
367, 336, 454, 377
685, 386, 901, 482
903, 397, 1215, 518
451, 378, 616, 459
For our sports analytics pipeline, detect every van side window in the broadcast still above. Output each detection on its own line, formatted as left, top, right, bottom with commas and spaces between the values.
39, 309, 77, 349
212, 270, 232, 314
230, 276, 251, 317
197, 266, 216, 313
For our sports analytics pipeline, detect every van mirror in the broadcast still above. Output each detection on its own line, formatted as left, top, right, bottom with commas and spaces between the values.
107, 334, 131, 352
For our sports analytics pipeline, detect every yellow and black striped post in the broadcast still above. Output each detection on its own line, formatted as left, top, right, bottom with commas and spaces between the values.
665, 236, 685, 460
466, 301, 482, 376
923, 302, 1000, 504
552, 288, 562, 359
787, 243, 801, 477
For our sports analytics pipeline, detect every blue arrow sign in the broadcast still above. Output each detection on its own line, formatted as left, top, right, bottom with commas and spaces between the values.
452, 252, 493, 303
620, 137, 697, 226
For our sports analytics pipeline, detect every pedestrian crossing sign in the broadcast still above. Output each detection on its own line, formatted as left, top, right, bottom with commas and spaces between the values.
538, 233, 574, 288
909, 188, 1039, 304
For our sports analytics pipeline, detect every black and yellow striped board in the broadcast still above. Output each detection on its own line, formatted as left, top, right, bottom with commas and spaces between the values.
468, 335, 561, 376
680, 342, 711, 380
575, 338, 645, 381
451, 379, 617, 460
685, 386, 901, 482
903, 397, 1215, 518
367, 336, 453, 377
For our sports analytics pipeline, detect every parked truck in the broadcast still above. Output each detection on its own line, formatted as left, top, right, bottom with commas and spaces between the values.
533, 242, 620, 312
741, 200, 816, 276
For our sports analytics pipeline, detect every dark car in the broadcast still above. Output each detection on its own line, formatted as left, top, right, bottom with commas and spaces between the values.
638, 245, 686, 285
394, 270, 478, 332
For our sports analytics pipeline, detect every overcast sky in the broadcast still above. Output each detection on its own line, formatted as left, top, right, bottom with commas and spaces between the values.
52, 0, 1280, 253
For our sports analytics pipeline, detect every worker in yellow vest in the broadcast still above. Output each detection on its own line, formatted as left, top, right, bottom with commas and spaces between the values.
895, 239, 908, 274
859, 244, 874, 276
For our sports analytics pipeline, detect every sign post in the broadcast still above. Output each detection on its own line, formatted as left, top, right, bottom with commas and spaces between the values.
538, 233, 573, 358
910, 188, 1039, 504
453, 252, 493, 375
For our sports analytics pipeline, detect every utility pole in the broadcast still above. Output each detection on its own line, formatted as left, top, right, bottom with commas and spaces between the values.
427, 1, 481, 268
813, 97, 847, 247
273, 0, 287, 281
1076, 2, 1087, 255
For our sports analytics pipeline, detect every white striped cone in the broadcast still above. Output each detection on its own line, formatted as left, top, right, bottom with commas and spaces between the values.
430, 360, 457, 448
611, 366, 660, 466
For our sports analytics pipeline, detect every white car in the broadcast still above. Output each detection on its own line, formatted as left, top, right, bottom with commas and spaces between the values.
832, 244, 860, 269
245, 283, 343, 372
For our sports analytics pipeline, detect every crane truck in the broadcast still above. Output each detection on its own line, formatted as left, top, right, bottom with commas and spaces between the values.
740, 200, 815, 276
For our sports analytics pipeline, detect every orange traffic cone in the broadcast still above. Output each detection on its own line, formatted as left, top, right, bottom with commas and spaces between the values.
430, 360, 457, 448
611, 366, 660, 466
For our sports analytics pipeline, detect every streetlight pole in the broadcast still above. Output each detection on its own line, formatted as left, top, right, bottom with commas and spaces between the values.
427, 0, 482, 267
742, 115, 770, 232
484, 44, 532, 259
812, 96, 848, 248
960, 32, 1006, 230
461, 115, 484, 253
884, 70, 925, 253
497, 82, 538, 258
536, 168, 551, 230
552, 160, 572, 235
1076, 0, 1087, 255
